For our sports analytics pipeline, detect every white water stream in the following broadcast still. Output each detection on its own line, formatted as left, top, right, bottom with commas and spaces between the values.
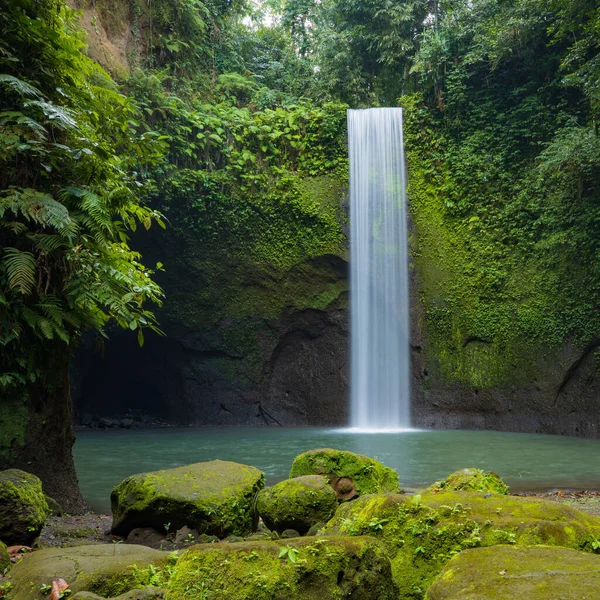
348, 108, 410, 430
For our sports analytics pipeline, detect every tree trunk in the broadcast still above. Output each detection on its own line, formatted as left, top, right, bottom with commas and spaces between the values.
0, 342, 86, 514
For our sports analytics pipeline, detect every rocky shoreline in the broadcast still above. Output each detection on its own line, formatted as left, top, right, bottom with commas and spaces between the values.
2, 451, 600, 599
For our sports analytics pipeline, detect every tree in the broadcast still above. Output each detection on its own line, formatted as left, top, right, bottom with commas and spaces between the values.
0, 0, 165, 510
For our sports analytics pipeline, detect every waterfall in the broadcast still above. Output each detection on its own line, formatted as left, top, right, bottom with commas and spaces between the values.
348, 108, 410, 431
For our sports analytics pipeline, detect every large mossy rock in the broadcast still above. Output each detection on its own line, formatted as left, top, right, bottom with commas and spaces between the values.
8, 544, 170, 600
426, 545, 600, 599
111, 460, 264, 538
321, 491, 600, 598
0, 469, 50, 545
166, 536, 398, 599
425, 468, 508, 495
256, 475, 337, 534
0, 540, 9, 571
289, 449, 399, 499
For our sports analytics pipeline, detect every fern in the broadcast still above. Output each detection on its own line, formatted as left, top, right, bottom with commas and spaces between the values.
23, 100, 78, 130
2, 248, 36, 295
0, 74, 42, 98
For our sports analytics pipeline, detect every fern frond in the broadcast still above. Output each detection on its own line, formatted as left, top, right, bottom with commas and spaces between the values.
23, 100, 78, 130
27, 233, 67, 253
1, 220, 28, 234
0, 74, 42, 98
2, 248, 36, 295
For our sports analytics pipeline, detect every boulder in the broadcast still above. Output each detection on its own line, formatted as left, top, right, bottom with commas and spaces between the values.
426, 545, 600, 599
8, 544, 170, 600
425, 468, 508, 495
125, 528, 166, 550
289, 449, 399, 499
0, 540, 9, 571
256, 475, 337, 534
0, 469, 50, 545
166, 536, 398, 599
111, 460, 264, 538
321, 490, 600, 598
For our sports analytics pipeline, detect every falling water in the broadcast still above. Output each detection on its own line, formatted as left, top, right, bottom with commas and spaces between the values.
348, 108, 410, 431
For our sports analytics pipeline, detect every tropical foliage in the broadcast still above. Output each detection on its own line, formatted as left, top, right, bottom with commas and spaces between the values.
0, 0, 165, 397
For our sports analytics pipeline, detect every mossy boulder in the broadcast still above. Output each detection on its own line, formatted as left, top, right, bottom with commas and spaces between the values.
256, 475, 337, 534
111, 460, 264, 538
425, 468, 508, 495
0, 540, 9, 571
8, 544, 170, 600
289, 449, 399, 499
0, 469, 50, 545
426, 545, 600, 599
321, 490, 600, 599
166, 536, 398, 599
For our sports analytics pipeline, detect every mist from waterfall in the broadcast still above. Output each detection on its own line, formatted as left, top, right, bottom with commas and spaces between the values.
348, 108, 410, 431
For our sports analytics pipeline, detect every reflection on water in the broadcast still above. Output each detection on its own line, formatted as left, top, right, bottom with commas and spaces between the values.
74, 427, 600, 513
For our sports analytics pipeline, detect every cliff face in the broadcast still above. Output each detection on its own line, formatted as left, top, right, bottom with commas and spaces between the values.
408, 166, 600, 437
68, 1, 600, 436
73, 175, 350, 427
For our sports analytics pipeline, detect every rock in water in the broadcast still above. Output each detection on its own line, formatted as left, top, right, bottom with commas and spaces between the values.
8, 544, 169, 600
425, 468, 509, 495
111, 460, 264, 538
166, 537, 398, 599
289, 449, 399, 499
256, 475, 337, 534
0, 469, 50, 545
426, 545, 600, 599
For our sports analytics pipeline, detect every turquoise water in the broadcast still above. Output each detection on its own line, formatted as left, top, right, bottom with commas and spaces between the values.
74, 427, 600, 513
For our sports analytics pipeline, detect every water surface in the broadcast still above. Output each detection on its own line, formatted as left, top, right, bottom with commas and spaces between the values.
74, 427, 600, 513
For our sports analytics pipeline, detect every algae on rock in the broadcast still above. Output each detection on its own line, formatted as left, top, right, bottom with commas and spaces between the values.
289, 448, 399, 499
111, 460, 264, 538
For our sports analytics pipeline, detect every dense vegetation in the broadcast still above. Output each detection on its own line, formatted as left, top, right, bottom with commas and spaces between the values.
1, 0, 599, 501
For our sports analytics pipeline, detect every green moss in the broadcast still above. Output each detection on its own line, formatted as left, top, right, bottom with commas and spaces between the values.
425, 545, 600, 599
256, 475, 337, 534
0, 469, 50, 545
424, 469, 509, 495
111, 460, 264, 538
406, 131, 600, 389
0, 540, 9, 572
81, 557, 173, 598
7, 544, 170, 600
320, 490, 600, 599
289, 449, 399, 499
166, 536, 398, 599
